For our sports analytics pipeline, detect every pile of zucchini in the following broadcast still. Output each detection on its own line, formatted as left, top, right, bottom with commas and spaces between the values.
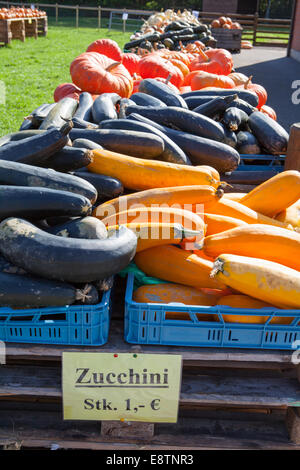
124, 22, 216, 52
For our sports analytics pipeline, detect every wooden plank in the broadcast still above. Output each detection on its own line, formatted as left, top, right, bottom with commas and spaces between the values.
286, 407, 300, 444
1, 365, 299, 409
101, 421, 154, 439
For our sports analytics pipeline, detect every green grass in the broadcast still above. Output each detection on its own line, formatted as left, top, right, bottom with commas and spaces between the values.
0, 22, 131, 135
242, 26, 290, 45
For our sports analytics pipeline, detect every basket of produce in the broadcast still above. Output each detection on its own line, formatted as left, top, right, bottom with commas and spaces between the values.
210, 16, 243, 52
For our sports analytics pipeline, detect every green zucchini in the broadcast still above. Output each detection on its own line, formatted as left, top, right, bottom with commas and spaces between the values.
222, 126, 238, 149
73, 171, 124, 201
193, 94, 237, 119
73, 92, 94, 122
0, 218, 137, 283
125, 106, 225, 142
27, 103, 57, 128
40, 97, 78, 130
223, 108, 249, 132
181, 89, 259, 108
0, 129, 45, 147
237, 131, 261, 154
69, 128, 165, 159
138, 79, 188, 108
130, 92, 167, 108
129, 113, 240, 173
92, 93, 121, 124
41, 146, 93, 172
0, 159, 98, 204
0, 271, 94, 307
0, 122, 72, 166
100, 117, 190, 165
72, 139, 103, 151
47, 216, 107, 240
72, 117, 99, 129
248, 112, 289, 155
183, 95, 219, 110
0, 186, 92, 221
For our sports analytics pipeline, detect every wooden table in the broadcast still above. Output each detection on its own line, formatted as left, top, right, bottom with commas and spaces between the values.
1, 278, 300, 450
0, 16, 47, 46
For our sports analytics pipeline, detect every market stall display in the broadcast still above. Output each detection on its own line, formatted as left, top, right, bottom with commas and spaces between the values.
0, 6, 47, 45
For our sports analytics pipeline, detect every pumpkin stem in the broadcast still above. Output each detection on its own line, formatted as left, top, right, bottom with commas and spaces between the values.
198, 48, 209, 62
243, 75, 253, 90
106, 61, 121, 72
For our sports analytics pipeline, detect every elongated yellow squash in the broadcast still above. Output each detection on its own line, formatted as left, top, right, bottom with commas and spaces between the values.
101, 206, 206, 235
211, 254, 300, 309
239, 171, 300, 217
107, 222, 200, 252
94, 185, 223, 220
223, 193, 246, 202
201, 213, 248, 236
89, 149, 220, 190
203, 197, 292, 229
276, 198, 300, 228
135, 245, 226, 290
203, 224, 300, 271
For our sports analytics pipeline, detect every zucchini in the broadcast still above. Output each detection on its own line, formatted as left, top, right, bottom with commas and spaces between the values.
222, 126, 238, 149
72, 138, 103, 151
183, 95, 219, 110
129, 113, 240, 173
40, 97, 78, 130
248, 112, 289, 155
92, 93, 121, 124
100, 117, 191, 165
0, 122, 71, 166
73, 171, 124, 201
125, 106, 225, 142
129, 92, 167, 108
0, 271, 93, 307
139, 79, 188, 108
73, 92, 94, 122
94, 276, 114, 292
28, 103, 57, 128
74, 283, 100, 305
47, 216, 107, 240
0, 159, 98, 204
0, 255, 27, 275
226, 98, 257, 116
0, 218, 137, 283
181, 89, 259, 107
223, 108, 249, 132
69, 129, 165, 159
193, 94, 237, 119
41, 146, 93, 173
0, 186, 92, 220
72, 117, 99, 129
0, 129, 45, 147
237, 131, 262, 155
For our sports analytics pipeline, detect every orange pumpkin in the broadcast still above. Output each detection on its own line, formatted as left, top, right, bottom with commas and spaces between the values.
188, 70, 236, 90
211, 19, 220, 28
138, 53, 184, 88
53, 82, 81, 102
189, 48, 233, 75
219, 16, 227, 26
70, 52, 133, 98
86, 39, 123, 62
260, 104, 277, 121
122, 52, 141, 75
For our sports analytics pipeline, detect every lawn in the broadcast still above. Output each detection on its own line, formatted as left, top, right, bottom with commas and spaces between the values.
0, 21, 131, 135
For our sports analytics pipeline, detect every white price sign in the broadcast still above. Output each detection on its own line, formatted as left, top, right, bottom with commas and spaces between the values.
122, 12, 128, 21
192, 10, 199, 19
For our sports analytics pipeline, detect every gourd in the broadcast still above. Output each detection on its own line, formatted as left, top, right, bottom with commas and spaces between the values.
211, 254, 300, 309
203, 224, 300, 271
88, 148, 220, 191
0, 218, 137, 283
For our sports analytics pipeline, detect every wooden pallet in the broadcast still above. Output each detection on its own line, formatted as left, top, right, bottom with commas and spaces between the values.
211, 28, 242, 52
1, 277, 300, 450
0, 16, 47, 46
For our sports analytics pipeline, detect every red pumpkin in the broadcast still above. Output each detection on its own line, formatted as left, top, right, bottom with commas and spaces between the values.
122, 52, 141, 76
86, 39, 123, 62
54, 82, 81, 102
70, 52, 133, 98
137, 53, 184, 88
190, 48, 233, 76
260, 104, 277, 121
236, 78, 268, 108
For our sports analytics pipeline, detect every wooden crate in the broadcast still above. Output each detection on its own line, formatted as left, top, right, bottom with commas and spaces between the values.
0, 16, 47, 46
211, 28, 243, 52
1, 277, 300, 451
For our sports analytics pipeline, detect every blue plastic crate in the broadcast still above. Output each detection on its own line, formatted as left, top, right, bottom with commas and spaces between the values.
124, 273, 300, 350
236, 154, 285, 172
0, 289, 111, 346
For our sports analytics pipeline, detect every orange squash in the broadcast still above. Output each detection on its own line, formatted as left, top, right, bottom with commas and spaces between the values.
202, 224, 300, 271
239, 171, 300, 218
88, 149, 220, 191
203, 197, 292, 229
134, 245, 226, 290
216, 295, 276, 324
276, 199, 300, 228
223, 192, 246, 202
107, 222, 201, 252
201, 213, 248, 236
94, 185, 223, 220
